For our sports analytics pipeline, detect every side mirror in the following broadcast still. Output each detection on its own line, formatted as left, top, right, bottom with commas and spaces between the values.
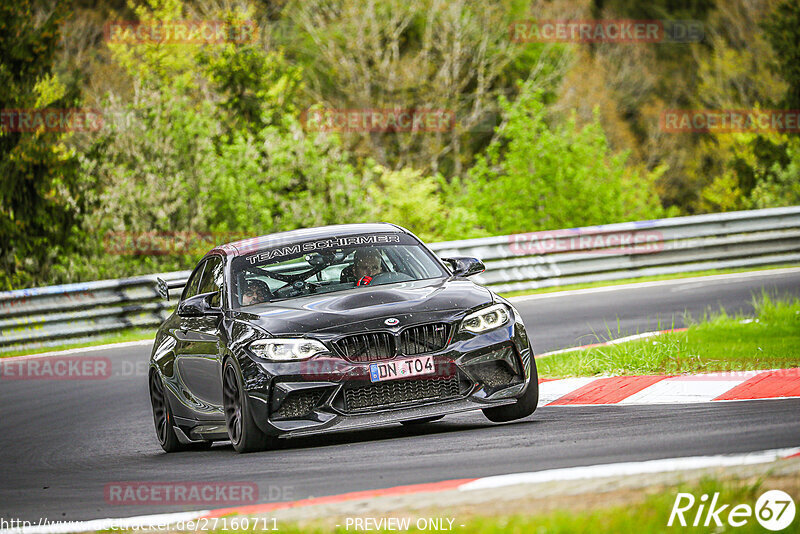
156, 277, 170, 301
177, 291, 222, 317
156, 277, 186, 301
443, 257, 485, 278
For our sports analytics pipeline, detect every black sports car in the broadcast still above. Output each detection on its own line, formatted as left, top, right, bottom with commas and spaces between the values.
149, 223, 538, 453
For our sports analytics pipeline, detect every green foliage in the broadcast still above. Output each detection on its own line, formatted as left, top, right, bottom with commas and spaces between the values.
0, 0, 89, 289
363, 166, 485, 242
203, 46, 302, 133
458, 84, 665, 235
277, 0, 568, 177
204, 118, 369, 235
108, 0, 198, 91
697, 131, 800, 212
762, 0, 800, 109
689, 0, 800, 214
750, 137, 800, 208
6, 0, 800, 289
71, 0, 370, 281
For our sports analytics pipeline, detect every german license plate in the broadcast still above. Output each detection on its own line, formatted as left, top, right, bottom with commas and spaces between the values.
369, 355, 435, 383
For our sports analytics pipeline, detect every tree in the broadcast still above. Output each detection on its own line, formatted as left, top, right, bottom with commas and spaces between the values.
0, 0, 88, 289
363, 165, 484, 242
693, 0, 800, 212
762, 0, 800, 109
458, 83, 665, 235
280, 0, 569, 178
75, 0, 370, 281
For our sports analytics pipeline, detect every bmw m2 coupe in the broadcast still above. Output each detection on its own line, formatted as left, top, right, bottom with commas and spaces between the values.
149, 223, 538, 452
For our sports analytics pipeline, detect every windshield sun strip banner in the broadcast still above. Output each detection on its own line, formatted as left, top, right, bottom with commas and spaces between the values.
242, 234, 406, 265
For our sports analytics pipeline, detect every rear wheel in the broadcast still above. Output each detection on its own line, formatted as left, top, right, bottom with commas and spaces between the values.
223, 359, 273, 453
149, 372, 211, 452
400, 416, 444, 426
482, 359, 539, 423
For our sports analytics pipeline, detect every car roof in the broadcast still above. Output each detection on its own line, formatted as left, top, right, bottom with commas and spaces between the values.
205, 223, 408, 258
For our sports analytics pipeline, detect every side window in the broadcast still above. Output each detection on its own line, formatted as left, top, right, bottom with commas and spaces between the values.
197, 256, 224, 307
181, 261, 206, 301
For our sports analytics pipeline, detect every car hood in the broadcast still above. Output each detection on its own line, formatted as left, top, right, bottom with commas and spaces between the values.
231, 278, 493, 336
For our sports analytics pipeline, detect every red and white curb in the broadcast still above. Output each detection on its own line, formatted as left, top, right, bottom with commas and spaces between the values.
537, 368, 800, 406
5, 447, 799, 534
532, 328, 800, 405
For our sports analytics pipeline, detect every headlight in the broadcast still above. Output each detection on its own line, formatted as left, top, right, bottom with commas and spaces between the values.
460, 303, 511, 334
249, 338, 328, 361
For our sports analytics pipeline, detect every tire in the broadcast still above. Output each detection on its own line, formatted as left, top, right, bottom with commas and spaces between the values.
400, 416, 444, 426
149, 372, 212, 452
482, 359, 539, 423
223, 359, 273, 453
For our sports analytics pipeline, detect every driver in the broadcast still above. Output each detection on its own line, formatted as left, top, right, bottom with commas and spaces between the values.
353, 247, 383, 286
241, 279, 271, 306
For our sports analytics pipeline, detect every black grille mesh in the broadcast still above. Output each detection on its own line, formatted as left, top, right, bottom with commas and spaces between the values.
399, 323, 449, 355
470, 360, 520, 388
334, 323, 452, 362
334, 332, 395, 363
343, 375, 461, 412
273, 390, 325, 419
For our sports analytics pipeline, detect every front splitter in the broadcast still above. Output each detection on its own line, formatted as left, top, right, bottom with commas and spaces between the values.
278, 396, 516, 438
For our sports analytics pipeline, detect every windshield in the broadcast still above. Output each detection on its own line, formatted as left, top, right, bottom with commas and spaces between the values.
230, 232, 448, 307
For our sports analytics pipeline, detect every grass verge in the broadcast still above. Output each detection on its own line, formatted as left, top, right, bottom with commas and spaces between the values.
209, 473, 800, 533
499, 264, 800, 298
537, 294, 800, 378
1, 328, 155, 358
437, 477, 798, 534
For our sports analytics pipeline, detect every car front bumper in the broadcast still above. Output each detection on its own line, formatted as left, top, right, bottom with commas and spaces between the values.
239, 319, 535, 437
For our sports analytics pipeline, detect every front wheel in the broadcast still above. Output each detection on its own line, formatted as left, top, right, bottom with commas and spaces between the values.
482, 359, 539, 423
223, 359, 274, 453
149, 372, 212, 452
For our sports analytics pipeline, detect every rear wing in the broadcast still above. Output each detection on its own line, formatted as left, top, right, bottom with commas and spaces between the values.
156, 277, 187, 301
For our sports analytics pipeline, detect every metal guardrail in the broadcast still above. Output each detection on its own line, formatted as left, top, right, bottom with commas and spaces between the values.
1, 207, 799, 353
429, 206, 800, 293
0, 271, 190, 353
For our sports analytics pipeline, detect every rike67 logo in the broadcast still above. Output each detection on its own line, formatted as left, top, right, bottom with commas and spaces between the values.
669, 490, 796, 531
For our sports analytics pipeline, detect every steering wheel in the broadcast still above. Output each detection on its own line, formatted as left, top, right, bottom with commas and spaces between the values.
370, 272, 413, 284
275, 279, 325, 296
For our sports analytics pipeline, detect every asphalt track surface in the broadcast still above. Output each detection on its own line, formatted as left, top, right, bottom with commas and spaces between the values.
2, 270, 799, 522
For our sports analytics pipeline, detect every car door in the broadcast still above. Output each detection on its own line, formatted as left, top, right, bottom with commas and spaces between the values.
174, 255, 226, 416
